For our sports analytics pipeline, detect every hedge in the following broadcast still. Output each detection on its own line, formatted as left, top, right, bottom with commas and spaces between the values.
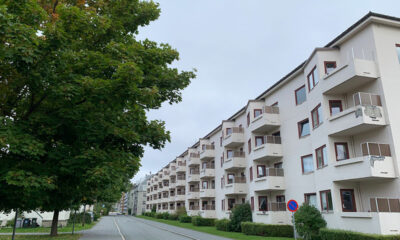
320, 229, 400, 240
155, 213, 164, 219
241, 222, 293, 238
215, 219, 231, 231
161, 212, 170, 220
179, 215, 192, 223
192, 216, 215, 226
168, 214, 179, 220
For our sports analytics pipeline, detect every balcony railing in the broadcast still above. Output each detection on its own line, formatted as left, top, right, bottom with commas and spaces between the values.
201, 186, 215, 190
259, 202, 286, 212
201, 163, 215, 169
189, 206, 200, 210
190, 169, 200, 174
227, 176, 246, 184
257, 168, 284, 178
178, 162, 186, 166
176, 191, 186, 195
353, 92, 382, 107
177, 175, 186, 180
264, 106, 280, 114
226, 127, 244, 136
190, 153, 200, 158
370, 198, 400, 212
202, 205, 216, 210
202, 144, 215, 150
189, 188, 200, 192
227, 151, 245, 159
361, 143, 391, 157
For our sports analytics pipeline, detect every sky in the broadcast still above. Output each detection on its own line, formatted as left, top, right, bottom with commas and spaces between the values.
132, 0, 400, 182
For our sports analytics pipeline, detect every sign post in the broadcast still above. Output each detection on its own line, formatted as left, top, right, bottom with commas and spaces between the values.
287, 200, 299, 240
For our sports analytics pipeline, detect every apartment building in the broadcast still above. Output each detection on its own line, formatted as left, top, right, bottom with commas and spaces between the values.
146, 12, 400, 235
128, 175, 151, 215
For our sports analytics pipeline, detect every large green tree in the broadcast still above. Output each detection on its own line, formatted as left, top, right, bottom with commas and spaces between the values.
0, 0, 195, 236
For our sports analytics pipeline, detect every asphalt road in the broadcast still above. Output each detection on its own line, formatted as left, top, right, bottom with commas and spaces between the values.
80, 215, 231, 240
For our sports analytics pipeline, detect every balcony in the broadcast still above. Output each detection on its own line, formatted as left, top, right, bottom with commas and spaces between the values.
254, 168, 285, 192
333, 143, 395, 182
200, 188, 215, 198
200, 205, 216, 218
223, 127, 245, 148
187, 189, 200, 199
169, 167, 176, 176
223, 152, 246, 170
200, 145, 215, 160
169, 195, 175, 202
322, 58, 379, 95
175, 193, 186, 202
169, 182, 176, 189
188, 153, 200, 166
200, 164, 215, 178
176, 178, 186, 187
188, 206, 200, 216
224, 177, 247, 195
251, 136, 283, 161
253, 203, 290, 225
328, 93, 386, 136
176, 163, 186, 172
249, 106, 280, 133
188, 172, 200, 182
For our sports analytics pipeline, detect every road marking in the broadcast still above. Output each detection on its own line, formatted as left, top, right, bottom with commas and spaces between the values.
113, 217, 126, 240
130, 216, 198, 240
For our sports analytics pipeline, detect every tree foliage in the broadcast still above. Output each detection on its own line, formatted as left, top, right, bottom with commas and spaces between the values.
294, 204, 327, 240
229, 203, 252, 232
0, 0, 195, 235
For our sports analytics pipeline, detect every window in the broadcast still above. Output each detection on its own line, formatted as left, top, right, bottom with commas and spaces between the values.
251, 197, 254, 211
220, 177, 224, 188
315, 145, 327, 168
298, 119, 310, 138
396, 44, 400, 63
301, 155, 314, 174
249, 167, 253, 181
226, 128, 232, 135
254, 109, 262, 118
307, 66, 319, 91
227, 174, 235, 184
271, 102, 278, 107
295, 85, 307, 105
259, 196, 268, 211
274, 162, 283, 169
202, 181, 208, 189
228, 198, 235, 210
227, 150, 233, 159
248, 139, 251, 153
320, 190, 333, 212
255, 136, 264, 147
324, 61, 337, 74
329, 100, 342, 116
340, 189, 357, 212
335, 142, 349, 161
247, 112, 250, 126
311, 104, 323, 128
305, 193, 317, 208
257, 165, 266, 178
220, 156, 223, 167
276, 195, 285, 203
221, 199, 225, 211
220, 136, 222, 147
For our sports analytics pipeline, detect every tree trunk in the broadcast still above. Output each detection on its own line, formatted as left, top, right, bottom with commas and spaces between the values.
11, 209, 17, 240
82, 205, 86, 227
50, 209, 59, 236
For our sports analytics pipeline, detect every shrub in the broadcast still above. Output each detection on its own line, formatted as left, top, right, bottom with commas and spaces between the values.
161, 212, 169, 220
155, 213, 164, 219
151, 205, 157, 213
175, 207, 187, 217
294, 204, 326, 240
179, 215, 192, 223
192, 216, 215, 226
241, 222, 293, 238
230, 203, 252, 232
319, 228, 400, 240
68, 212, 92, 224
215, 219, 231, 231
168, 214, 179, 220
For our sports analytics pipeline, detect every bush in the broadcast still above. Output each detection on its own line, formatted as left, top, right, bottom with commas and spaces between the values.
319, 228, 400, 240
241, 222, 294, 238
175, 207, 187, 217
68, 212, 92, 225
6, 219, 15, 227
230, 203, 252, 232
215, 219, 231, 231
161, 212, 169, 220
151, 205, 157, 213
192, 216, 215, 226
294, 204, 326, 240
168, 214, 179, 220
155, 213, 164, 219
178, 215, 192, 223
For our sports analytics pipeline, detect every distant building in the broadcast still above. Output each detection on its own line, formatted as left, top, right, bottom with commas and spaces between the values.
128, 174, 152, 215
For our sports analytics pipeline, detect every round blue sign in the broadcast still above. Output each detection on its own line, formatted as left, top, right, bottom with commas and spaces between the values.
287, 199, 299, 212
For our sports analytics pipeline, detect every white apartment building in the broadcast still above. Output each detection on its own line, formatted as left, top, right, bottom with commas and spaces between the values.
145, 12, 400, 235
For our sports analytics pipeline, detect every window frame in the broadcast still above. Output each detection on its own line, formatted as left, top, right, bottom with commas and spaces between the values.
315, 145, 327, 169
340, 189, 357, 212
249, 166, 253, 181
247, 112, 250, 127
311, 103, 322, 129
329, 100, 343, 116
294, 85, 307, 105
227, 173, 235, 184
298, 118, 310, 138
320, 190, 333, 212
324, 61, 337, 74
228, 198, 235, 210
301, 154, 314, 174
250, 196, 254, 211
248, 139, 251, 153
255, 136, 264, 147
254, 109, 263, 118
307, 66, 319, 92
258, 196, 268, 211
202, 181, 208, 189
334, 142, 350, 161
226, 128, 232, 136
257, 165, 266, 178
226, 150, 233, 159
304, 193, 317, 207
396, 44, 400, 63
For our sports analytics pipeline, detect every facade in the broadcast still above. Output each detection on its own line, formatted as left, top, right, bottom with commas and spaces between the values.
128, 175, 151, 215
145, 12, 400, 235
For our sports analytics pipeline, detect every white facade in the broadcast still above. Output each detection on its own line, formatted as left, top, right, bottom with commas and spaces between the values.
145, 13, 400, 235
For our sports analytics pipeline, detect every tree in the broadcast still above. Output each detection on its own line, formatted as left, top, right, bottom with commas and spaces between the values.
294, 204, 327, 240
0, 0, 195, 236
229, 203, 252, 232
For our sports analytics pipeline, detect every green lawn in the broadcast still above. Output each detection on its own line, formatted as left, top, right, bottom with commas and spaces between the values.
0, 234, 81, 240
0, 221, 97, 233
136, 215, 294, 240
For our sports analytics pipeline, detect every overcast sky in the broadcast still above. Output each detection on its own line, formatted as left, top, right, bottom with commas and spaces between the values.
132, 0, 400, 182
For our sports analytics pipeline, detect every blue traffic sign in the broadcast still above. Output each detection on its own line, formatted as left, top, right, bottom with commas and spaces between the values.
287, 199, 299, 212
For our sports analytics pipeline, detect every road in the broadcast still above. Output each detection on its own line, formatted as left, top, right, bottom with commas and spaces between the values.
80, 215, 231, 240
